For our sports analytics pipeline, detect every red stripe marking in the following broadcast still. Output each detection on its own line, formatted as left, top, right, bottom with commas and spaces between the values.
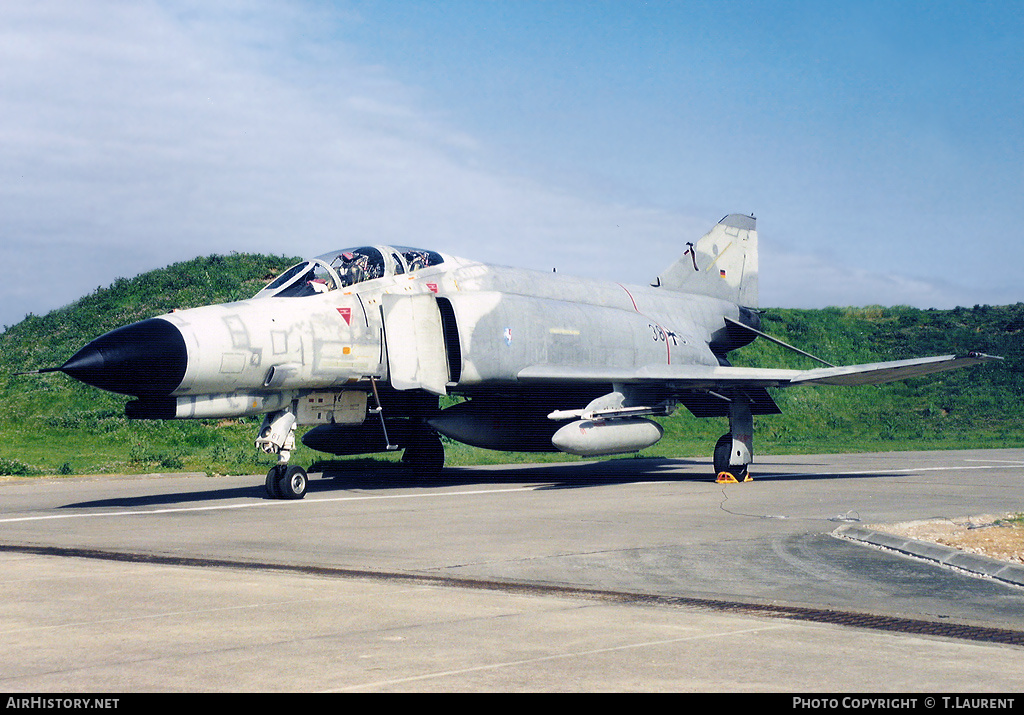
616, 283, 638, 311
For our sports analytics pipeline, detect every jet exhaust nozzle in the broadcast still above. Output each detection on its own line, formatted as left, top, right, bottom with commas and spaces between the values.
59, 318, 188, 398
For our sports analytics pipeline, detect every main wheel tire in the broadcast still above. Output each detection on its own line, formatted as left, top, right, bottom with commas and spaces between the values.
713, 433, 748, 482
402, 431, 445, 477
277, 465, 308, 499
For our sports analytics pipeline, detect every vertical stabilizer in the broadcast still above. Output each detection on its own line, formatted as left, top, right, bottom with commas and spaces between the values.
655, 214, 758, 307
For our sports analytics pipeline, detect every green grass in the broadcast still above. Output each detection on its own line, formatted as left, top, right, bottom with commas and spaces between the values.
2, 256, 1022, 476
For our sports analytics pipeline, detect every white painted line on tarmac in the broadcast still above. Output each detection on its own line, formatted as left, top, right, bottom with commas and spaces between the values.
3, 459, 1021, 524
325, 623, 792, 692
764, 461, 1024, 480
0, 485, 545, 524
964, 459, 1024, 465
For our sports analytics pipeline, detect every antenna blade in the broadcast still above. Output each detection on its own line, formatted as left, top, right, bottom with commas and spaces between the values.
724, 316, 835, 367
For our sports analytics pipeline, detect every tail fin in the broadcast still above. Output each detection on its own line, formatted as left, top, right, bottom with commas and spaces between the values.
654, 214, 758, 307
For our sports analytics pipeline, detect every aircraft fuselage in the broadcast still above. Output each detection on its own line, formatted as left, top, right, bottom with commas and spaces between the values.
68, 253, 748, 423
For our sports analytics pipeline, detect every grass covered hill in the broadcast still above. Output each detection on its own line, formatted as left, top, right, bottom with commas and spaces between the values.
0, 253, 299, 476
1, 253, 1022, 476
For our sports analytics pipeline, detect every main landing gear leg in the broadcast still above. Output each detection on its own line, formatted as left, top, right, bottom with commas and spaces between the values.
714, 400, 753, 484
257, 409, 308, 500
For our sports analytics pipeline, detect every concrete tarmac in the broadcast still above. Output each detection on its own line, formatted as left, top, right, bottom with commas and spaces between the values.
1, 448, 1023, 692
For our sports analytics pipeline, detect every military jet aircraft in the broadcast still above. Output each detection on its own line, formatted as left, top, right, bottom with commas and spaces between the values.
43, 214, 1000, 499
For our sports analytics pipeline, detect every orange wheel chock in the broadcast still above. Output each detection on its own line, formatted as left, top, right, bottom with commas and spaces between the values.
716, 471, 754, 483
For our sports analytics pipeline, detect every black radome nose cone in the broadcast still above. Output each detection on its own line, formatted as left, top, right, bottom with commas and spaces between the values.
60, 318, 187, 398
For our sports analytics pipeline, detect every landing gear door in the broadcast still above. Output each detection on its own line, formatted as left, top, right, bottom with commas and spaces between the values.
381, 293, 450, 395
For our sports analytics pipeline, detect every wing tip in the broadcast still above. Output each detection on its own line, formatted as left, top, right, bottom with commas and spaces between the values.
966, 351, 1004, 362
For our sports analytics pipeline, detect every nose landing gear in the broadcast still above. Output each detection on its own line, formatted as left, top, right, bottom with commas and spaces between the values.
257, 409, 308, 500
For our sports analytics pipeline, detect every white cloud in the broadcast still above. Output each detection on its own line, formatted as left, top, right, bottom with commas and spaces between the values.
0, 1, 695, 329
2, 2, 1013, 333
759, 249, 1007, 310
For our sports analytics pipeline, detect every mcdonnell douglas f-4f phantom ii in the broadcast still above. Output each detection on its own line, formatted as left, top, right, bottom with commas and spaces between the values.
43, 215, 1000, 498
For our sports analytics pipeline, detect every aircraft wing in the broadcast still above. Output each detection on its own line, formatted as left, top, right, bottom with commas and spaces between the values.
785, 353, 1002, 386
516, 352, 1002, 388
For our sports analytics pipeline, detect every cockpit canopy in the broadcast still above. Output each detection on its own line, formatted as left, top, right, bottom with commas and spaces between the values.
255, 246, 445, 299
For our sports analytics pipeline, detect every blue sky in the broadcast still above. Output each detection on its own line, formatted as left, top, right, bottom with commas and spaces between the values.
2, 1, 1021, 330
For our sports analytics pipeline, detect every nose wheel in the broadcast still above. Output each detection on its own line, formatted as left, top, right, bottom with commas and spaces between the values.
265, 464, 308, 499
256, 409, 309, 499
